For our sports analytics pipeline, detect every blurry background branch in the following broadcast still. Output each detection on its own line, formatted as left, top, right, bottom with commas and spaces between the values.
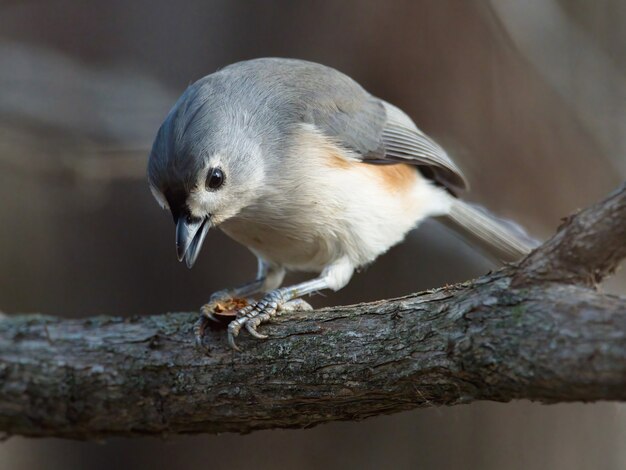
0, 43, 167, 184
490, 0, 626, 176
1, 183, 624, 440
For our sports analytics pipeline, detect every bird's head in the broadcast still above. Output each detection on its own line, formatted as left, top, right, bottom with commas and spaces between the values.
147, 78, 266, 268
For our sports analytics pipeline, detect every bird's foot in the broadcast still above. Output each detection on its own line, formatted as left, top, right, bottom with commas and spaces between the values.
199, 290, 233, 323
227, 289, 285, 350
195, 290, 252, 349
227, 292, 313, 351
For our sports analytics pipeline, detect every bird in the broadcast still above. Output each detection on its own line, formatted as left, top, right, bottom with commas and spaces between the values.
147, 58, 535, 350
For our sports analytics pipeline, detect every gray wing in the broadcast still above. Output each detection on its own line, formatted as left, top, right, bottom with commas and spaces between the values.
376, 101, 468, 191
301, 72, 467, 191
224, 58, 467, 190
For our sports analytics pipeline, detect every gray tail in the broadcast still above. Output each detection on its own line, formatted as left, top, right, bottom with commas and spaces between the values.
438, 199, 539, 262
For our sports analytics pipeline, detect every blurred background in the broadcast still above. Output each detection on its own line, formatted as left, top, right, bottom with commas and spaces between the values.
0, 0, 625, 469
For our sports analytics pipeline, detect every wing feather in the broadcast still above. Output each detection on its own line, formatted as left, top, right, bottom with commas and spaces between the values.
377, 102, 468, 190
288, 59, 467, 191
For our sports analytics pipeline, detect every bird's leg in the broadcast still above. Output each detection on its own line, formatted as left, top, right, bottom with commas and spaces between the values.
228, 258, 354, 350
195, 259, 284, 347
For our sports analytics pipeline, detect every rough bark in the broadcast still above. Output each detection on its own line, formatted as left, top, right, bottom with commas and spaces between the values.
514, 183, 626, 286
1, 183, 625, 440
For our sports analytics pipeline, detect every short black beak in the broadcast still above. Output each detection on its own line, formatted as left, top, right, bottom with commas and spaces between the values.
176, 215, 211, 268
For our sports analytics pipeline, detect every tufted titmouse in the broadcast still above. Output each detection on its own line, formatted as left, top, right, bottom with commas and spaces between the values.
147, 58, 535, 349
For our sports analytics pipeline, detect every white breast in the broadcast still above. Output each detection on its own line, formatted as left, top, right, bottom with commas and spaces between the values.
219, 125, 452, 273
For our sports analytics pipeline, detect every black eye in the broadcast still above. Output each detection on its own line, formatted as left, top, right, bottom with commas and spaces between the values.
206, 167, 225, 190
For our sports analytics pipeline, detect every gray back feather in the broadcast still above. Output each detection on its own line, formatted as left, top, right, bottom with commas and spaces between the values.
220, 58, 467, 191
148, 58, 468, 194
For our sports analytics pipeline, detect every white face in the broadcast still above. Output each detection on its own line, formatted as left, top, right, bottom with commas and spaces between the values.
149, 153, 238, 268
184, 155, 237, 225
147, 87, 270, 267
149, 148, 265, 228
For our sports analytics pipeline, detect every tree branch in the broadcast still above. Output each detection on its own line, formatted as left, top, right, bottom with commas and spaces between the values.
514, 182, 626, 286
1, 184, 625, 439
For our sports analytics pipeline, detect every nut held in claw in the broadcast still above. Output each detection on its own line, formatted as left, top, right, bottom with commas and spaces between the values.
201, 297, 250, 327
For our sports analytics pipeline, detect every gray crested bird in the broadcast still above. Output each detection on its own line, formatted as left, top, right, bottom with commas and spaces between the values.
147, 58, 535, 350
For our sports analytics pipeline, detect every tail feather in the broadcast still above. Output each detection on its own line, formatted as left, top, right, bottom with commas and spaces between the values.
438, 199, 539, 262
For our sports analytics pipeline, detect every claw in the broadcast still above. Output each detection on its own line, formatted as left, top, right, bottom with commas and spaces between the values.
199, 304, 221, 323
246, 321, 268, 339
227, 320, 243, 351
222, 289, 288, 350
193, 316, 210, 350
228, 331, 241, 351
195, 301, 231, 351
